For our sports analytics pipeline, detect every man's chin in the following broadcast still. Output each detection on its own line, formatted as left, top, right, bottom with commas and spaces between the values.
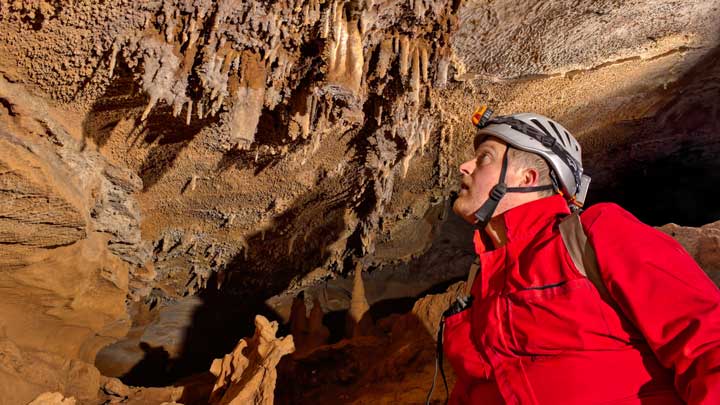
452, 200, 480, 225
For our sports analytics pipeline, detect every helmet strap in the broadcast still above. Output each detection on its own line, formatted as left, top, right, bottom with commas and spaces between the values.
473, 146, 555, 227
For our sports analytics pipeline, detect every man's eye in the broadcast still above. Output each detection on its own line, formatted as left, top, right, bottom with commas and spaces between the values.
479, 152, 492, 163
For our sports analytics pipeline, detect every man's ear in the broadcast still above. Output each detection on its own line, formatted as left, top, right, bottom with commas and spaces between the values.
521, 167, 540, 187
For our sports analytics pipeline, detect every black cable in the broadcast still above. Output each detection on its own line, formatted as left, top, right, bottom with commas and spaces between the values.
426, 317, 447, 405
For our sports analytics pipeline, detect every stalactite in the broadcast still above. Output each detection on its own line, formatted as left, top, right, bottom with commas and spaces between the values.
229, 52, 266, 149
435, 53, 450, 88
326, 0, 364, 94
420, 46, 429, 83
288, 234, 297, 255
140, 95, 158, 122
413, 0, 426, 18
321, 5, 331, 39
375, 38, 394, 79
97, 0, 461, 287
108, 42, 119, 77
410, 46, 421, 104
197, 101, 204, 119
399, 36, 411, 78
311, 132, 321, 153
239, 235, 250, 260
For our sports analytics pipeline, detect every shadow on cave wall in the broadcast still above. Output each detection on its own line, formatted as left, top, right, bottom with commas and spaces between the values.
165, 97, 380, 375
117, 177, 359, 385
113, 80, 450, 386
81, 63, 221, 191
117, 199, 476, 389
583, 44, 720, 227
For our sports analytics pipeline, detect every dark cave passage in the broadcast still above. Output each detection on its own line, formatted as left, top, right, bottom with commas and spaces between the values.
585, 138, 720, 227
583, 45, 720, 228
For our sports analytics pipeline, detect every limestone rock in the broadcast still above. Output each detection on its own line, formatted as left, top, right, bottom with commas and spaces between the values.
346, 262, 374, 338
454, 0, 720, 79
0, 75, 145, 401
0, 338, 101, 404
209, 315, 295, 405
99, 376, 187, 405
659, 220, 720, 284
96, 296, 205, 382
27, 392, 77, 405
0, 75, 149, 287
101, 377, 132, 398
408, 281, 466, 338
0, 0, 461, 304
1, 0, 720, 402
290, 295, 330, 357
0, 134, 86, 269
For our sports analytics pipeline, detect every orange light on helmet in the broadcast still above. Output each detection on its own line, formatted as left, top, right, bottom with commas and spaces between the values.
472, 106, 493, 128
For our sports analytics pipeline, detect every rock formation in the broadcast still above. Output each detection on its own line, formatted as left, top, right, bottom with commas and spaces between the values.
289, 294, 331, 357
346, 262, 374, 337
209, 315, 294, 405
660, 221, 720, 284
27, 393, 76, 405
98, 376, 191, 405
0, 75, 145, 404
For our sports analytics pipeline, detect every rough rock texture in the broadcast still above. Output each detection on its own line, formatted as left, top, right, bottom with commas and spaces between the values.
1, 0, 720, 402
0, 73, 151, 404
98, 375, 208, 405
209, 315, 294, 405
660, 221, 720, 284
95, 316, 293, 405
454, 0, 720, 79
27, 393, 76, 405
275, 280, 465, 404
0, 0, 461, 308
289, 294, 331, 357
0, 337, 100, 405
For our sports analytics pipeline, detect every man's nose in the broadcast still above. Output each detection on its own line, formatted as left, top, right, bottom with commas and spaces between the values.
459, 159, 475, 176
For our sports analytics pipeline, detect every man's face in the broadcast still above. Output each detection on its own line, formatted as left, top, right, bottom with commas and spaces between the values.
453, 137, 513, 224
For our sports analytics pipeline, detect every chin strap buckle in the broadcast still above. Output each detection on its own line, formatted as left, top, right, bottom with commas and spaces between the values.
489, 183, 507, 201
474, 183, 507, 225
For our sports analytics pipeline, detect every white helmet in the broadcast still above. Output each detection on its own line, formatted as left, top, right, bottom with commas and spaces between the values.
470, 108, 591, 224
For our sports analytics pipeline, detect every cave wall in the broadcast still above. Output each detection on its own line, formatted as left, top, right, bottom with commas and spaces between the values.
1, 0, 720, 401
0, 77, 138, 402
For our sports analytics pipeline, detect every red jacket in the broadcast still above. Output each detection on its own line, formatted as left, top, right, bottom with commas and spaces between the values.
444, 195, 720, 404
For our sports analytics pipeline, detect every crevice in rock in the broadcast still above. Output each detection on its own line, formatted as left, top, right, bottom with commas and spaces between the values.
467, 44, 700, 83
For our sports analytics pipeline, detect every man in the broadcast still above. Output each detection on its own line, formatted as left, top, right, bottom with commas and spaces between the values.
442, 110, 720, 404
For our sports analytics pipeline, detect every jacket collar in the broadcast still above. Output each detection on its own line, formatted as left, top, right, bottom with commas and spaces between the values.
473, 194, 571, 255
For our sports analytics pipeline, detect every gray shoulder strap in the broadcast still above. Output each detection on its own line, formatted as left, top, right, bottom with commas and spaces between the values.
559, 212, 613, 302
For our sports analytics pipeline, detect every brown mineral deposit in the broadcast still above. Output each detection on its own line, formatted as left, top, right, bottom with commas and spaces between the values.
347, 261, 374, 338
209, 315, 295, 405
